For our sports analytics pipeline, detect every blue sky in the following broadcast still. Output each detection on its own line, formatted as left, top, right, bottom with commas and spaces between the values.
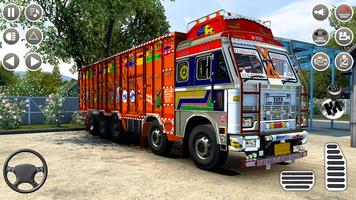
161, 0, 356, 42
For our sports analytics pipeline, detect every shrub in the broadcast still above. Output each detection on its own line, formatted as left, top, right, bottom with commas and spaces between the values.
43, 88, 65, 127
71, 111, 84, 126
0, 94, 25, 129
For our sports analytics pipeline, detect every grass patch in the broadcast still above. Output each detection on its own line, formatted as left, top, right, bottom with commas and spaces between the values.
0, 124, 84, 131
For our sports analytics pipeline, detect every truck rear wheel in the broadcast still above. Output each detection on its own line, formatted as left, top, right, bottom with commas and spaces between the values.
148, 121, 173, 156
110, 115, 124, 142
188, 125, 227, 171
98, 114, 110, 138
88, 114, 99, 136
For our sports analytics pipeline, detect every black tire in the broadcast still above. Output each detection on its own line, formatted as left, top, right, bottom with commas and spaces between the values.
188, 125, 228, 171
148, 121, 173, 156
110, 115, 124, 142
98, 114, 110, 138
88, 114, 99, 136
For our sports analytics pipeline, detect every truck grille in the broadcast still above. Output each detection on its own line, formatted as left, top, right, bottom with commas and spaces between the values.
263, 93, 295, 120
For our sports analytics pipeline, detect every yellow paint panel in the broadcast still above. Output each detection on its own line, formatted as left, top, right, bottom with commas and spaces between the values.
175, 91, 207, 106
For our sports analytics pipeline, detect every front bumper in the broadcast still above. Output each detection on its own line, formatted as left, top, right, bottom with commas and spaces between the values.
229, 130, 308, 152
242, 151, 308, 168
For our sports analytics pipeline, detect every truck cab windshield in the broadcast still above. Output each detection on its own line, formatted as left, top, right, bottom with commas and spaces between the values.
269, 52, 297, 82
234, 48, 267, 80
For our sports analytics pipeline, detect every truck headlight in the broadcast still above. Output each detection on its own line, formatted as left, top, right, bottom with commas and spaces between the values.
243, 136, 260, 151
230, 136, 260, 151
245, 139, 256, 147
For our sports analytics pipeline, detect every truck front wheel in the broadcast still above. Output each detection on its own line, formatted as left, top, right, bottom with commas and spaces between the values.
189, 125, 227, 171
148, 121, 173, 156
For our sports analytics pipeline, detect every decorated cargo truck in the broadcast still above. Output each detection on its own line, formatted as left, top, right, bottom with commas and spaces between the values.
79, 10, 309, 170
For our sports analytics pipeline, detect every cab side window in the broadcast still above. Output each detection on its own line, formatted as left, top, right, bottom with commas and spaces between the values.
216, 52, 229, 81
176, 61, 189, 82
196, 56, 211, 80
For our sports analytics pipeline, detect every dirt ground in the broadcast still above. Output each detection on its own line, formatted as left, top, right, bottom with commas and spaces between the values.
0, 131, 355, 200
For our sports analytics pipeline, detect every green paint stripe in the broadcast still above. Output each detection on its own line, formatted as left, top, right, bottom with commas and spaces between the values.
181, 106, 213, 111
146, 56, 152, 63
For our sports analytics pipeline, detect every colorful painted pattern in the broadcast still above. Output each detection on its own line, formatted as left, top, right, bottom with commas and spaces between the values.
175, 90, 213, 111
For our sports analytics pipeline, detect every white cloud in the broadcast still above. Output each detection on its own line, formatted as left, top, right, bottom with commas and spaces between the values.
261, 0, 332, 42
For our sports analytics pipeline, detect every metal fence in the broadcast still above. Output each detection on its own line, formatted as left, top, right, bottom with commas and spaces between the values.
9, 96, 78, 125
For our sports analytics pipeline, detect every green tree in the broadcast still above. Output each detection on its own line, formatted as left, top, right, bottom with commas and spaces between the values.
327, 6, 356, 50
46, 65, 63, 93
0, 0, 170, 70
0, 69, 64, 96
0, 66, 17, 86
304, 68, 350, 99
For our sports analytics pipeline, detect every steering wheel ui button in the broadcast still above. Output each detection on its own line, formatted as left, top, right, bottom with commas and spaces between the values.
25, 53, 42, 71
335, 52, 354, 71
312, 52, 330, 71
25, 28, 43, 45
3, 28, 20, 45
2, 3, 20, 22
3, 149, 48, 194
312, 28, 329, 46
2, 53, 20, 71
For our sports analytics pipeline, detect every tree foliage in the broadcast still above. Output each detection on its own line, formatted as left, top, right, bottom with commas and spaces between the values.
327, 6, 356, 50
0, 0, 170, 70
0, 68, 64, 96
304, 68, 350, 99
0, 66, 17, 86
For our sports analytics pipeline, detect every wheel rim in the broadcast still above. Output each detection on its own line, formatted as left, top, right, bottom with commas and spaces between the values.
89, 118, 94, 132
195, 136, 211, 160
151, 128, 162, 148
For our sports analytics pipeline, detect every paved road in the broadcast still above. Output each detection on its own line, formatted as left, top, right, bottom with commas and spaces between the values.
0, 131, 355, 200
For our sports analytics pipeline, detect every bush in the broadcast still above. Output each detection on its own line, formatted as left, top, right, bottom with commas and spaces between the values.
71, 111, 84, 126
0, 94, 25, 129
43, 88, 65, 127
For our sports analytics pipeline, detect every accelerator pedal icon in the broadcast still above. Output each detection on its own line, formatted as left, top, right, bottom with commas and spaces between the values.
325, 143, 347, 191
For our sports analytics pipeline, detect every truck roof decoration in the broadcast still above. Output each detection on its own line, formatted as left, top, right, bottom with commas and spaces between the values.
186, 9, 282, 47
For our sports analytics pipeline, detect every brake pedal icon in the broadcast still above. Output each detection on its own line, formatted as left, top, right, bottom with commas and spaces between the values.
325, 143, 347, 191
280, 171, 315, 191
